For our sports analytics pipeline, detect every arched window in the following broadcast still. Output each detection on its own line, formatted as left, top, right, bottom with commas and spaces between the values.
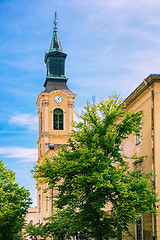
53, 108, 63, 130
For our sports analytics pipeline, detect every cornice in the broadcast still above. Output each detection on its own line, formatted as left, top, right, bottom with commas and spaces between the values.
124, 74, 160, 107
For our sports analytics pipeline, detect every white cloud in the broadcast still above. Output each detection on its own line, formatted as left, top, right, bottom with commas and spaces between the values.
10, 113, 38, 131
0, 147, 37, 162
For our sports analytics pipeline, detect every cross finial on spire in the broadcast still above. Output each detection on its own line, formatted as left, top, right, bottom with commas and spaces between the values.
54, 12, 57, 28
49, 12, 62, 52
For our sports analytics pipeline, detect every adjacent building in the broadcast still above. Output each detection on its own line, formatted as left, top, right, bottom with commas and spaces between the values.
123, 74, 160, 240
23, 206, 37, 240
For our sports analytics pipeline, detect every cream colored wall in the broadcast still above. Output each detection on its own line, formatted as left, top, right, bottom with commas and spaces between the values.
125, 88, 153, 239
24, 208, 37, 224
152, 83, 160, 239
125, 88, 152, 174
23, 207, 37, 239
124, 82, 160, 239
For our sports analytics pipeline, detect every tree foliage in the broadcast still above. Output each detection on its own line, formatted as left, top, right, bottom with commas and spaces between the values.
24, 222, 45, 240
33, 96, 158, 240
0, 160, 32, 240
42, 207, 90, 240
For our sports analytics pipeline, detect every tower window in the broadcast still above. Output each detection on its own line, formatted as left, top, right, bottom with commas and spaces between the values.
46, 196, 49, 212
40, 144, 42, 156
39, 194, 41, 213
136, 115, 142, 145
53, 108, 63, 130
40, 112, 42, 133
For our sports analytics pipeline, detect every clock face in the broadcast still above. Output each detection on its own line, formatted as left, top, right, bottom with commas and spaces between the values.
54, 95, 63, 103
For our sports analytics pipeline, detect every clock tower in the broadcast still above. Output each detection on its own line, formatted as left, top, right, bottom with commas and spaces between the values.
36, 13, 76, 223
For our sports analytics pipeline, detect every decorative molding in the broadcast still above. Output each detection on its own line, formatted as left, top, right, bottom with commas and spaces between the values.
44, 101, 49, 106
68, 103, 73, 108
40, 132, 49, 137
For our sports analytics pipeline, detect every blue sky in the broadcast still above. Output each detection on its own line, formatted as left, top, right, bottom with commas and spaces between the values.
1, 0, 160, 206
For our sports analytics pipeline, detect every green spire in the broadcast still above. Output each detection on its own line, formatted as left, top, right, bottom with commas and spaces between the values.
49, 12, 63, 52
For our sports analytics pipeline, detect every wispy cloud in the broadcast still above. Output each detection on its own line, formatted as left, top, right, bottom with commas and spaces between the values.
0, 147, 37, 162
10, 113, 38, 131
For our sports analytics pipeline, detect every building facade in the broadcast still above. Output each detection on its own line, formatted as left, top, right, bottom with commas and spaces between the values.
123, 74, 160, 240
36, 13, 76, 223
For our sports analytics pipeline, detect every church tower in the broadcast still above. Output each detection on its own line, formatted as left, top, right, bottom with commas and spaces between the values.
36, 13, 76, 223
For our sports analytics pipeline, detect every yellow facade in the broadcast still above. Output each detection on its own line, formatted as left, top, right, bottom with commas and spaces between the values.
36, 89, 76, 223
123, 74, 160, 239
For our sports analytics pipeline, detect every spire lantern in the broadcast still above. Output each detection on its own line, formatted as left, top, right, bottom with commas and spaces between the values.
44, 13, 68, 91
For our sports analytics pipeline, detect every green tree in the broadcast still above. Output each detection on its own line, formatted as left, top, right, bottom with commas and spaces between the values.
33, 96, 158, 240
24, 222, 45, 240
0, 160, 32, 240
43, 207, 89, 240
